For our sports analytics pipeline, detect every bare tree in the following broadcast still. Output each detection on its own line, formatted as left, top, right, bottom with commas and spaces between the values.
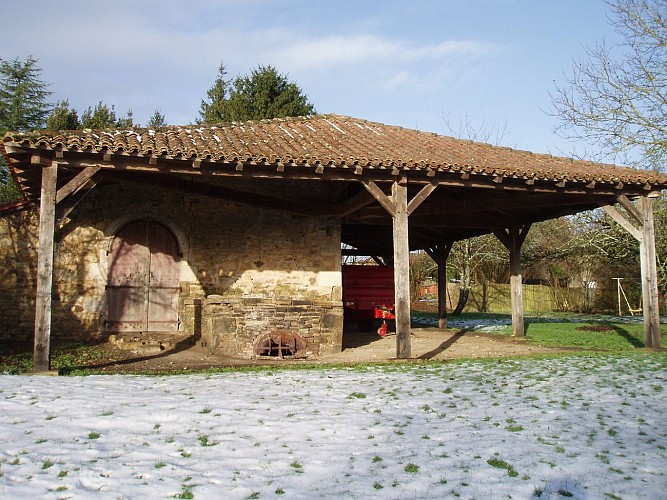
441, 113, 511, 147
447, 235, 508, 314
551, 0, 667, 171
438, 115, 513, 314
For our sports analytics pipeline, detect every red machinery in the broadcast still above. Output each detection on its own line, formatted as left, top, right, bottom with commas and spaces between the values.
342, 265, 395, 336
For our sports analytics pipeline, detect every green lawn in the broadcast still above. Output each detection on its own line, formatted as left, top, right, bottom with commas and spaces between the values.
413, 310, 659, 352
524, 320, 647, 351
0, 343, 123, 375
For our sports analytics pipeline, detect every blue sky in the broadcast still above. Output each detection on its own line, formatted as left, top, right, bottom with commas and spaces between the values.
1, 0, 622, 158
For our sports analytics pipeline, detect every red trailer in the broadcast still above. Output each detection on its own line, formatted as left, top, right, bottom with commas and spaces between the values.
342, 265, 396, 336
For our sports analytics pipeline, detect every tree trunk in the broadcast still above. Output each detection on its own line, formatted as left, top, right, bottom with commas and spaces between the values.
452, 287, 469, 316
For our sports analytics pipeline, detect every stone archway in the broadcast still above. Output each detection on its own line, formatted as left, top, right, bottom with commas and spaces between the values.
106, 220, 180, 332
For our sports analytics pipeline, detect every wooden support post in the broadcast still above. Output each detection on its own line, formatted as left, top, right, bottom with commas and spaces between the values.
638, 197, 661, 348
494, 224, 531, 337
603, 196, 661, 348
509, 229, 525, 337
34, 162, 58, 371
361, 180, 438, 358
436, 253, 448, 330
426, 243, 452, 330
392, 181, 412, 358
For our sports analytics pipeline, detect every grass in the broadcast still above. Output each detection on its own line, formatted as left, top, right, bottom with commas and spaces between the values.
198, 435, 216, 447
487, 457, 519, 477
175, 487, 194, 499
290, 461, 304, 473
414, 310, 655, 352
0, 342, 123, 374
523, 320, 647, 350
404, 463, 420, 473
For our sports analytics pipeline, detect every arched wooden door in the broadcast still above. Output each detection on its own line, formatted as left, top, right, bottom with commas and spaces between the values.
106, 221, 180, 332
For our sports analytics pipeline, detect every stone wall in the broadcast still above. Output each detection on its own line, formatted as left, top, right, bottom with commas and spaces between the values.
0, 180, 344, 356
0, 207, 39, 343
183, 296, 343, 357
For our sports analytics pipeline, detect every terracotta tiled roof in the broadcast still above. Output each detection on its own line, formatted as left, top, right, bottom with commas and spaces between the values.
3, 114, 667, 187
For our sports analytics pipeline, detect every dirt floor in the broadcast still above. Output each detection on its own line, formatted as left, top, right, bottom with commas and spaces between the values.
88, 327, 569, 373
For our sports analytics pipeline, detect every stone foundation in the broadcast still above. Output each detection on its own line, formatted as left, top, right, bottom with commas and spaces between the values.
183, 296, 343, 358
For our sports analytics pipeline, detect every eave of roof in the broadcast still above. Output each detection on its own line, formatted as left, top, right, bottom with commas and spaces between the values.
3, 114, 667, 189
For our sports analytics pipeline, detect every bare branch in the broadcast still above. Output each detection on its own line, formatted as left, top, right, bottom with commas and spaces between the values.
550, 0, 667, 171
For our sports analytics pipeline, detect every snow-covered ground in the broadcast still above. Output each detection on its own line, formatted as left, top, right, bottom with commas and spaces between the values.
1, 355, 666, 499
411, 312, 648, 333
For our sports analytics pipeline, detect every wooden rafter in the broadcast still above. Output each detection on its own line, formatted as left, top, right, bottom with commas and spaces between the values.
338, 189, 376, 217
56, 178, 99, 224
361, 180, 395, 217
5, 143, 658, 201
104, 171, 335, 217
55, 166, 101, 204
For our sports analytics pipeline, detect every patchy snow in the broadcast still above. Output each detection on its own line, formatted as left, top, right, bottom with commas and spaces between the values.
1, 356, 665, 499
411, 312, 648, 333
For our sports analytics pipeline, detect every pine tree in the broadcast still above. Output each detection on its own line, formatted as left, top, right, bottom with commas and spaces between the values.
46, 100, 80, 130
199, 62, 315, 123
0, 56, 52, 132
0, 56, 52, 202
80, 102, 135, 129
147, 109, 167, 128
199, 62, 230, 124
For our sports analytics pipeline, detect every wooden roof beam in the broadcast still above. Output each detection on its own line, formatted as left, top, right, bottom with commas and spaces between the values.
55, 166, 101, 204
338, 189, 376, 217
104, 170, 333, 217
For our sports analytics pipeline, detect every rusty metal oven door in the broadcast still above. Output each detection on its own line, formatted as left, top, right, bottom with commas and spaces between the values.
106, 221, 180, 332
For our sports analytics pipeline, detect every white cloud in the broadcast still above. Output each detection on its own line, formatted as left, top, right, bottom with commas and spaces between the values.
264, 34, 503, 89
0, 1, 505, 125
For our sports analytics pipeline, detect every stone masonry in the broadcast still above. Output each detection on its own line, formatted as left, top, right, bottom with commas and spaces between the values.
0, 180, 344, 357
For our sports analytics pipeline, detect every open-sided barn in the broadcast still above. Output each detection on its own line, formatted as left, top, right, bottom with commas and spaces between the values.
1, 114, 665, 370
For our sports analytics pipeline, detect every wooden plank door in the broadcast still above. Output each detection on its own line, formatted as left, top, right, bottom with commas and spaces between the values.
146, 222, 180, 331
107, 221, 179, 332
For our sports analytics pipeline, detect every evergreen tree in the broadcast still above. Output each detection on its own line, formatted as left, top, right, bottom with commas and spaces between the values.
115, 109, 135, 128
46, 99, 80, 130
80, 102, 135, 129
199, 62, 315, 123
81, 102, 116, 129
0, 167, 21, 203
0, 56, 52, 132
0, 56, 51, 203
199, 62, 230, 124
147, 109, 167, 128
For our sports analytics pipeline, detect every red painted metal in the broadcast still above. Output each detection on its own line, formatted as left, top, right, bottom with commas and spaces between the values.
107, 221, 179, 332
342, 265, 395, 324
